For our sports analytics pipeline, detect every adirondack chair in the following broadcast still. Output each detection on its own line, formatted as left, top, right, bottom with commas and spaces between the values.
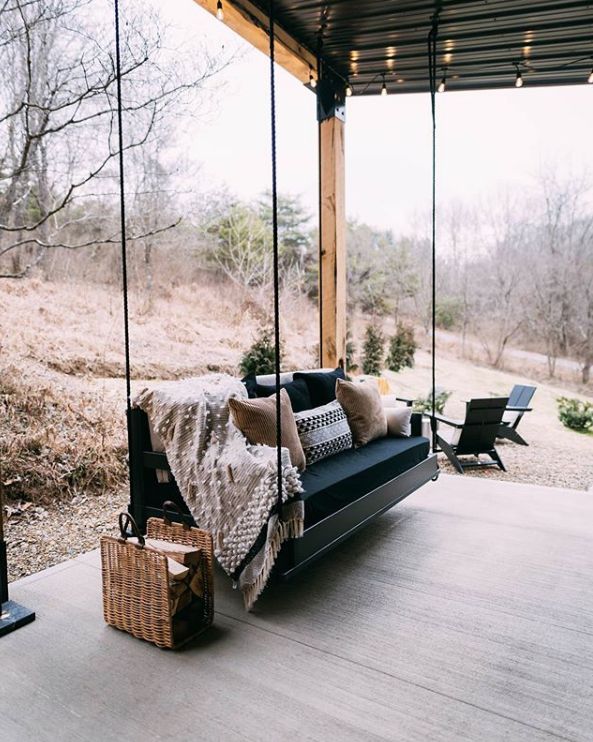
431, 397, 509, 474
497, 384, 536, 446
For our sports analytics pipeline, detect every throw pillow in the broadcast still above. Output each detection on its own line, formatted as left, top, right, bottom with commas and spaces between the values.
293, 367, 346, 407
335, 377, 387, 447
228, 388, 306, 470
381, 394, 399, 408
385, 407, 412, 437
241, 373, 312, 413
294, 400, 353, 465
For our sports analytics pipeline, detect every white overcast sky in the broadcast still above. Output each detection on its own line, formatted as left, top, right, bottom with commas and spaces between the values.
155, 0, 593, 234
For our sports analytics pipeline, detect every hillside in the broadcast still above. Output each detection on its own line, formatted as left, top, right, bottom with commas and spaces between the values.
1, 278, 592, 581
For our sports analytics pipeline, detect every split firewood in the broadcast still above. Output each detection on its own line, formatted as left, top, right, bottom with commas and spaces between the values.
165, 557, 190, 582
170, 586, 192, 616
145, 538, 201, 567
188, 568, 205, 598
125, 537, 190, 581
127, 536, 201, 569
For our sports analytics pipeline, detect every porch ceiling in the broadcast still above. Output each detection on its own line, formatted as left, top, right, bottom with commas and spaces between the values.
224, 0, 593, 95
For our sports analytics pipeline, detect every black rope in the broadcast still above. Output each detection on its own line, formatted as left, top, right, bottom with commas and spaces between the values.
114, 0, 133, 489
114, 0, 131, 408
428, 11, 439, 452
268, 0, 283, 517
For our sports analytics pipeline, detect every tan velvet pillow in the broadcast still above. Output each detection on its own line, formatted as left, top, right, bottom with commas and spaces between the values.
228, 388, 306, 470
335, 378, 387, 447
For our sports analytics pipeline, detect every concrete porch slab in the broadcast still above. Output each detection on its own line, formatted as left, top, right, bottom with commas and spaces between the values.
1, 474, 592, 741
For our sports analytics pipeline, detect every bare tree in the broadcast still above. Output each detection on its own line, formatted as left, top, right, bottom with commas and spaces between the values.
0, 0, 232, 279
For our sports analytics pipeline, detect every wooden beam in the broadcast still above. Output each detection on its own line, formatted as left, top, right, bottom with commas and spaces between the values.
192, 0, 316, 84
319, 116, 346, 369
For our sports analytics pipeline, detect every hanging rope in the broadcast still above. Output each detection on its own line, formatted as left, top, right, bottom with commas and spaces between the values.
268, 0, 283, 517
427, 11, 439, 452
114, 0, 133, 486
114, 0, 131, 408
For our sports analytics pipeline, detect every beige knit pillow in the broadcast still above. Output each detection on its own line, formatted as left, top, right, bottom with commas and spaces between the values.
385, 406, 412, 437
335, 378, 387, 447
228, 388, 306, 470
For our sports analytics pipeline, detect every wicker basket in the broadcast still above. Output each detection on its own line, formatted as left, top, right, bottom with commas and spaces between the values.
101, 503, 214, 649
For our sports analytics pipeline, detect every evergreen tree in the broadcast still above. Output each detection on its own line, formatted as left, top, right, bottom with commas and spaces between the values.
239, 327, 284, 376
386, 324, 417, 372
362, 325, 385, 375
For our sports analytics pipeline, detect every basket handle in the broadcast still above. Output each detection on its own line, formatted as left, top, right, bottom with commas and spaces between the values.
118, 512, 145, 546
162, 500, 190, 529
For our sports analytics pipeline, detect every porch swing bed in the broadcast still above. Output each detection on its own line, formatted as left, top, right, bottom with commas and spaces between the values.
128, 387, 438, 580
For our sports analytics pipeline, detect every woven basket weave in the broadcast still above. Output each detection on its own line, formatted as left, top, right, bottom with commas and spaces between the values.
101, 504, 214, 649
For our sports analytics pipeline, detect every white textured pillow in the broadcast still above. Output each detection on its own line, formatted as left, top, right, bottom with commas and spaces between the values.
381, 394, 399, 408
385, 407, 412, 437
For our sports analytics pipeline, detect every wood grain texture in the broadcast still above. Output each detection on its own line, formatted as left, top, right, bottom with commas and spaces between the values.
319, 116, 346, 369
3, 474, 593, 741
191, 0, 316, 84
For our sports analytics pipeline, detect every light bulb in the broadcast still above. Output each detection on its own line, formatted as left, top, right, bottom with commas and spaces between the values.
588, 68, 593, 84
515, 71, 523, 88
438, 77, 446, 93
216, 0, 224, 21
381, 81, 387, 96
309, 67, 317, 88
345, 82, 353, 96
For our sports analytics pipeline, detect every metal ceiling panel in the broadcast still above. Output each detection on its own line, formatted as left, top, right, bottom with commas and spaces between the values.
242, 0, 593, 95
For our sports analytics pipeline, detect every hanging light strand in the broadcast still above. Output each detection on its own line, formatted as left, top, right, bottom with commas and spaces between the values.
514, 63, 524, 87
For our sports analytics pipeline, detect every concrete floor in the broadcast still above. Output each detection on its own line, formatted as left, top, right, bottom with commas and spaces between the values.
2, 474, 593, 742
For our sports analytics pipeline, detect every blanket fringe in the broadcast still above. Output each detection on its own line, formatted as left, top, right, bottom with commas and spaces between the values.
242, 513, 304, 611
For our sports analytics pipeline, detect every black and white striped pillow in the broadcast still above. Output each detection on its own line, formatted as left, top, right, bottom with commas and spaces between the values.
294, 400, 353, 465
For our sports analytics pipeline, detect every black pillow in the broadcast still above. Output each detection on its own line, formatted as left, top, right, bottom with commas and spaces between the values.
241, 374, 312, 413
293, 368, 346, 408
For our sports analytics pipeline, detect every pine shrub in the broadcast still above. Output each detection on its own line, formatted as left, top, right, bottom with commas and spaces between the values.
386, 324, 417, 373
362, 325, 385, 375
239, 327, 283, 376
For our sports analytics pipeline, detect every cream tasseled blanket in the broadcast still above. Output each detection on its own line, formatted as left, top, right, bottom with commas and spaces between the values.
133, 374, 304, 610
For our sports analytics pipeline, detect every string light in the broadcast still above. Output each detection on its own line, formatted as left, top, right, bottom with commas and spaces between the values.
309, 66, 317, 88
437, 69, 447, 93
345, 81, 353, 96
588, 68, 593, 84
216, 0, 224, 21
381, 74, 388, 96
514, 63, 523, 88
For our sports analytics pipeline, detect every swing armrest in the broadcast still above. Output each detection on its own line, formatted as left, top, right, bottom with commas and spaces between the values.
396, 396, 415, 407
506, 405, 532, 412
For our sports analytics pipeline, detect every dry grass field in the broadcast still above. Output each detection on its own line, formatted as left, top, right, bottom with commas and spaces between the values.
1, 278, 592, 581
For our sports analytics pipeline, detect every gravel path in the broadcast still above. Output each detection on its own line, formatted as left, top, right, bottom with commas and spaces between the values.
5, 489, 127, 582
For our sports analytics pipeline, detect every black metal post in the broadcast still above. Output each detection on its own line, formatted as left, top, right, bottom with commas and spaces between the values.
0, 492, 35, 638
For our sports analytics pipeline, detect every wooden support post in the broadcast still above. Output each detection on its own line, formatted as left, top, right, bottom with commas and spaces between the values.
318, 78, 347, 369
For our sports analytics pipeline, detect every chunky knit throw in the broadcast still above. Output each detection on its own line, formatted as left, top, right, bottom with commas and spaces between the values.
133, 374, 304, 610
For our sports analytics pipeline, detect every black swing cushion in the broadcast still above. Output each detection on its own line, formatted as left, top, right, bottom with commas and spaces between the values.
242, 373, 312, 413
300, 435, 430, 526
293, 367, 346, 408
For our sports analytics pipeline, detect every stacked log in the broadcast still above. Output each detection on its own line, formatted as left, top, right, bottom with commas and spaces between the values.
127, 537, 204, 615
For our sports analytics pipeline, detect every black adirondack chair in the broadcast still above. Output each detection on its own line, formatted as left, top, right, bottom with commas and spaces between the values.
497, 384, 536, 446
432, 397, 509, 474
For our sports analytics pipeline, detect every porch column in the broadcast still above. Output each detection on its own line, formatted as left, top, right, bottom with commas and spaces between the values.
318, 76, 347, 369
